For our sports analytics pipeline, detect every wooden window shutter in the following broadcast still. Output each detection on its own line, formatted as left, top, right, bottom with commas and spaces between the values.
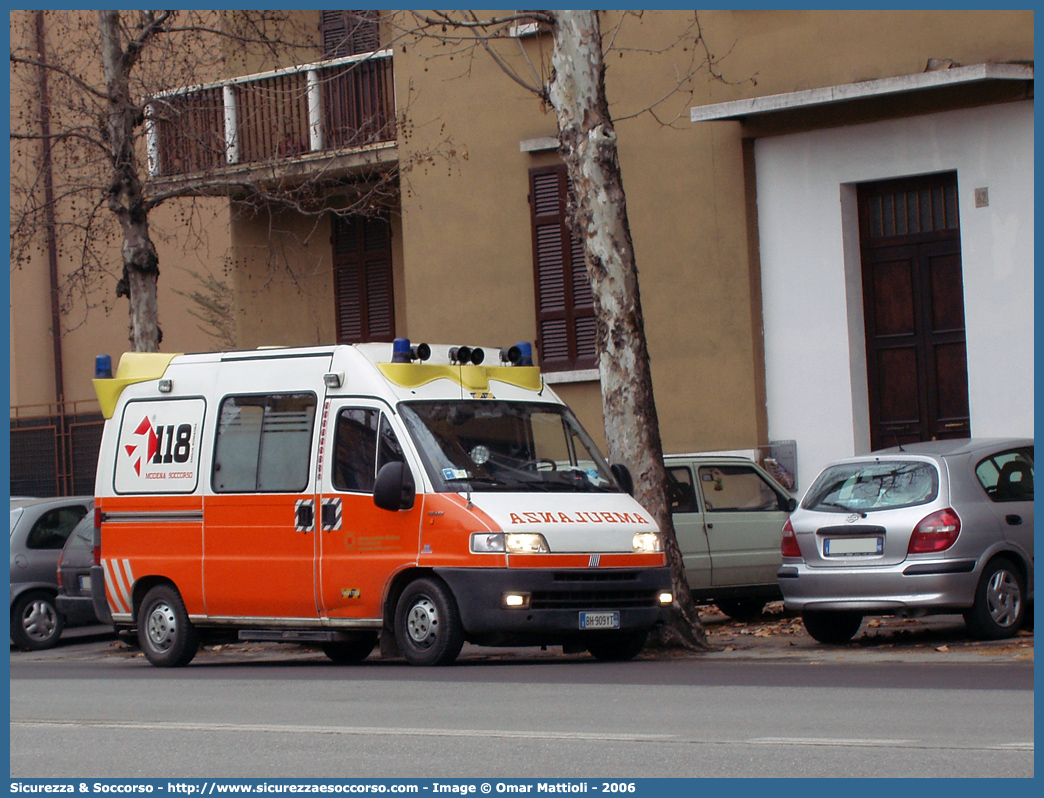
320, 10, 380, 59
528, 165, 597, 371
332, 214, 395, 343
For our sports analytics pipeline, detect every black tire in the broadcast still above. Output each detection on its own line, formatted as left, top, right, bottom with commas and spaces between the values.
716, 598, 766, 621
586, 630, 649, 662
964, 558, 1026, 640
321, 633, 379, 664
11, 591, 64, 650
394, 578, 465, 666
802, 610, 863, 644
137, 585, 199, 667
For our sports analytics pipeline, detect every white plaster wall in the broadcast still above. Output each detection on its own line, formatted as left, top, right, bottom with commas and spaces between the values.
755, 100, 1034, 493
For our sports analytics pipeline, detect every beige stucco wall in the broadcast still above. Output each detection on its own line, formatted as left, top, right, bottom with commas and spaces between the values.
389, 11, 766, 456
9, 11, 236, 411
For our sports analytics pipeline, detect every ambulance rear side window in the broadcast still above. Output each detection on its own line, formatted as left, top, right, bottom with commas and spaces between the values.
212, 393, 316, 493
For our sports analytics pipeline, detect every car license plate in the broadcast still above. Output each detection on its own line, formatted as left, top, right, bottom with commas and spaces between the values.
579, 611, 620, 630
824, 536, 883, 556
78, 575, 91, 591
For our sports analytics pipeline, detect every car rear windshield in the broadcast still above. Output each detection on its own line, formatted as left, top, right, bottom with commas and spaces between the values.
803, 460, 939, 513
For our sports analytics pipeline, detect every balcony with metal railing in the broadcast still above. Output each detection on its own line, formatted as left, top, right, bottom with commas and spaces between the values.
145, 49, 395, 190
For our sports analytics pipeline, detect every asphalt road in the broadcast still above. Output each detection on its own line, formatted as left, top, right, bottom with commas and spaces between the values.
9, 612, 1035, 779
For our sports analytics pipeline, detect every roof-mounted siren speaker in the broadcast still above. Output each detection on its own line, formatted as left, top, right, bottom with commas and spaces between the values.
503, 341, 533, 367
392, 338, 431, 363
450, 346, 485, 365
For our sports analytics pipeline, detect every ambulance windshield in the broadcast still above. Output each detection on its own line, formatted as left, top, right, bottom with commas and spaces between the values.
398, 401, 619, 493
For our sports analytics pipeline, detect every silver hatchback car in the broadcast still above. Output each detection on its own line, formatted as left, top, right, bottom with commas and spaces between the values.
779, 439, 1033, 643
10, 496, 93, 649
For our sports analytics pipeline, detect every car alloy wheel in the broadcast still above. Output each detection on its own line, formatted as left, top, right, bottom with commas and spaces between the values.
985, 568, 1022, 628
11, 591, 64, 650
965, 558, 1026, 640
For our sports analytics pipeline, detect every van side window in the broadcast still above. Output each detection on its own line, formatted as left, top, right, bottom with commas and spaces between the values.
333, 409, 408, 493
213, 393, 316, 493
333, 409, 380, 492
377, 414, 406, 474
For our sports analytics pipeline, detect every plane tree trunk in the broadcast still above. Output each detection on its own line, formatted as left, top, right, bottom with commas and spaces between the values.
547, 10, 707, 648
98, 9, 161, 352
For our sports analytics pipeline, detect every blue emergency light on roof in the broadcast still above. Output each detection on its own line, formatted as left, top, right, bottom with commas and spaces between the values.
391, 338, 431, 363
95, 354, 113, 379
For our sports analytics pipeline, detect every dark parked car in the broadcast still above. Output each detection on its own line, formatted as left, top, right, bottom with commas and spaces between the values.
10, 496, 93, 649
57, 514, 102, 628
780, 438, 1033, 643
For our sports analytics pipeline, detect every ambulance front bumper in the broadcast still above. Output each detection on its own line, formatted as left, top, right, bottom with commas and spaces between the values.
434, 566, 673, 637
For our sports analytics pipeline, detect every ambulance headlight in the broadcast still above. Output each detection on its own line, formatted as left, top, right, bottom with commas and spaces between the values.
657, 591, 674, 606
470, 532, 550, 554
632, 531, 663, 553
471, 533, 506, 553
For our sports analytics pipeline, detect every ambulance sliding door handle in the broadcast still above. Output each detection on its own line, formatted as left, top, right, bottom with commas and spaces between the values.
296, 504, 314, 531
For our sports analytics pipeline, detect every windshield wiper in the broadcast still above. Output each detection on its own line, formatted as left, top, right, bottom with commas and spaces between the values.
443, 475, 500, 485
817, 500, 867, 517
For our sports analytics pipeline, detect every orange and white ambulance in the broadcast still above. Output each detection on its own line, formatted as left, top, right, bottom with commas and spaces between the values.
90, 339, 673, 666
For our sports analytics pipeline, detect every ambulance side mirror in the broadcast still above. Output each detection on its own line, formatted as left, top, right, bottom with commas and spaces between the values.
611, 463, 634, 496
374, 461, 416, 512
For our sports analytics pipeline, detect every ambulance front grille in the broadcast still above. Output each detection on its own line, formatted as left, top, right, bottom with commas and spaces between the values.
552, 570, 641, 583
529, 589, 658, 610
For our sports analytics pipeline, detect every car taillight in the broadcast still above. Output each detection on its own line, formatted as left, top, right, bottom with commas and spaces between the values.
781, 518, 802, 558
56, 552, 64, 587
908, 508, 961, 554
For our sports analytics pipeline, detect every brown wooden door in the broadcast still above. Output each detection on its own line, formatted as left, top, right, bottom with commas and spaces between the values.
859, 173, 970, 450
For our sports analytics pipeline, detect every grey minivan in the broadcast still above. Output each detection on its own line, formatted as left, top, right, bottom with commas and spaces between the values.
779, 439, 1033, 643
10, 496, 93, 649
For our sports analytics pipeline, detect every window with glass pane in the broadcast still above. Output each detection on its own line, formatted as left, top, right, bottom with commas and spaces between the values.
698, 466, 781, 512
976, 448, 1034, 502
333, 408, 379, 492
26, 506, 88, 549
213, 394, 316, 493
667, 467, 699, 514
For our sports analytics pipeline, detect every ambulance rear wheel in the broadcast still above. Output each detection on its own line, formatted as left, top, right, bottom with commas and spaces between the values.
137, 585, 199, 667
395, 578, 465, 666
586, 630, 648, 662
321, 633, 378, 664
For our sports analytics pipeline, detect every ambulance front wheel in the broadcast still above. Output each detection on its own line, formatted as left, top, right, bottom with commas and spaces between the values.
395, 578, 465, 666
137, 584, 199, 667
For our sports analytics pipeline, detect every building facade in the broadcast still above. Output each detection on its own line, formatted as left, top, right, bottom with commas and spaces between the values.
9, 10, 1033, 496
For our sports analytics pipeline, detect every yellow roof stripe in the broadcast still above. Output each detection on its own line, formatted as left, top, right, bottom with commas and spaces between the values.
92, 352, 180, 418
377, 363, 542, 393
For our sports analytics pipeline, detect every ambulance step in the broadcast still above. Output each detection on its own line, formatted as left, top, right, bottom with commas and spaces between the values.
238, 630, 348, 643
